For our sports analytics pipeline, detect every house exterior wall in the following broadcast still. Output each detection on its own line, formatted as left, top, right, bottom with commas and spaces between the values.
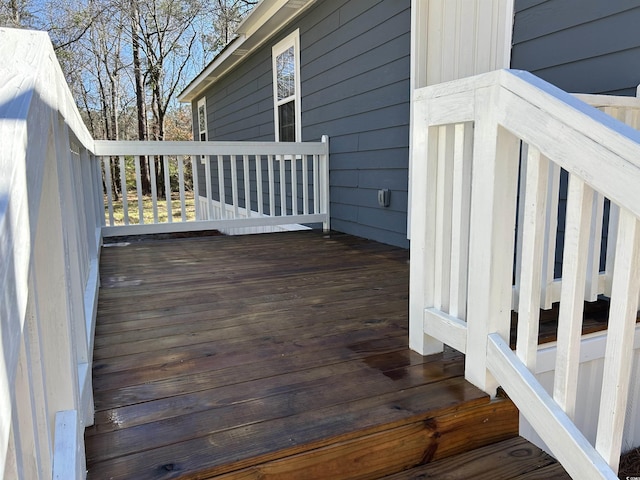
511, 0, 640, 96
200, 50, 274, 141
193, 0, 412, 248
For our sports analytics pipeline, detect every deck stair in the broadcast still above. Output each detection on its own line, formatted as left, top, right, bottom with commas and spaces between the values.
184, 380, 519, 479
85, 232, 571, 479
381, 436, 571, 479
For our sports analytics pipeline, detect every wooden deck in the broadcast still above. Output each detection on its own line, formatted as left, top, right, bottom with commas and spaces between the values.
85, 230, 569, 479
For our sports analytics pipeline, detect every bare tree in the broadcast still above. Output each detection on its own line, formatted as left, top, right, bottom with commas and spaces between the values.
0, 0, 35, 27
84, 3, 130, 199
5, 0, 257, 207
204, 0, 258, 54
130, 0, 151, 193
133, 0, 201, 197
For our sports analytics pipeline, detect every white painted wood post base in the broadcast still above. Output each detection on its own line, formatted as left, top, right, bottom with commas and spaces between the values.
53, 410, 86, 480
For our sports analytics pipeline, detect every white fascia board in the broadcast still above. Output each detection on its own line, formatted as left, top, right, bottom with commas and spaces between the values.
236, 0, 290, 37
178, 0, 315, 103
178, 33, 247, 103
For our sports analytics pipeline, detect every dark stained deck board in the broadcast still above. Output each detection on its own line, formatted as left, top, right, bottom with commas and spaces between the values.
87, 359, 468, 457
93, 298, 409, 348
89, 349, 435, 434
86, 231, 515, 479
91, 332, 411, 398
92, 310, 408, 361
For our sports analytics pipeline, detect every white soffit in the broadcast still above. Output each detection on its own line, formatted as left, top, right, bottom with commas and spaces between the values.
179, 0, 315, 103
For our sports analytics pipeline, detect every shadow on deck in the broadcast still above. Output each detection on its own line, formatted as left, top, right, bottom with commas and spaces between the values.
85, 230, 570, 479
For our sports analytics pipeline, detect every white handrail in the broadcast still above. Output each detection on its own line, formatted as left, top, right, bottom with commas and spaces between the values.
410, 69, 640, 479
96, 138, 330, 236
0, 28, 101, 479
513, 94, 640, 309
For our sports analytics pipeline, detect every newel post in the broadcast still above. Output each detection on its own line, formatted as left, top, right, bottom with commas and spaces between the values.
409, 91, 444, 355
465, 83, 520, 394
321, 135, 330, 232
409, 0, 515, 357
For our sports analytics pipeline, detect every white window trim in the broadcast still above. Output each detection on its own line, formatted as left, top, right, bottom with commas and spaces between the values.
197, 97, 208, 163
272, 29, 302, 142
197, 97, 208, 141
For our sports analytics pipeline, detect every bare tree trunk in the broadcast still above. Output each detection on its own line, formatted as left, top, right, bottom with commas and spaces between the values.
96, 70, 119, 200
149, 95, 167, 198
80, 83, 97, 137
9, 0, 20, 25
131, 0, 151, 194
109, 73, 119, 140
157, 107, 167, 198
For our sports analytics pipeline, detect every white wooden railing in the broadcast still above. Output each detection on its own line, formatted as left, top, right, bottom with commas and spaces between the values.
513, 92, 640, 309
410, 69, 640, 479
1, 28, 331, 480
96, 139, 330, 237
0, 29, 102, 479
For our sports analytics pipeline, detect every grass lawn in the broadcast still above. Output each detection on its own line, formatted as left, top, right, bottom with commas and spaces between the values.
105, 191, 197, 226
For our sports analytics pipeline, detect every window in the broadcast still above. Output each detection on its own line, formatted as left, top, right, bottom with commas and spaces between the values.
197, 97, 208, 163
272, 30, 301, 142
197, 97, 207, 142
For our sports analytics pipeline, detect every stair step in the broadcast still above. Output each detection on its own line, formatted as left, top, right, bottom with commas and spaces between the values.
206, 394, 518, 479
379, 436, 571, 479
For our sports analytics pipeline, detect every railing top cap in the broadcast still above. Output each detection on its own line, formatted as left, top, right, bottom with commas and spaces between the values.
93, 139, 329, 157
414, 68, 640, 219
0, 28, 93, 150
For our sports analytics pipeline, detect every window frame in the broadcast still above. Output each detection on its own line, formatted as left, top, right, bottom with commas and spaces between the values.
197, 97, 208, 142
197, 97, 208, 163
272, 29, 302, 142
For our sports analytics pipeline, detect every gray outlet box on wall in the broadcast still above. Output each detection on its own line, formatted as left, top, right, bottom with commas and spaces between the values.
377, 188, 391, 207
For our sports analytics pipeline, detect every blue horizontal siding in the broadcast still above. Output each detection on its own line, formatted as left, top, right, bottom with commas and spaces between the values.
330, 148, 410, 169
512, 0, 640, 95
299, 1, 411, 248
193, 0, 411, 248
332, 186, 408, 210
513, 0, 640, 44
